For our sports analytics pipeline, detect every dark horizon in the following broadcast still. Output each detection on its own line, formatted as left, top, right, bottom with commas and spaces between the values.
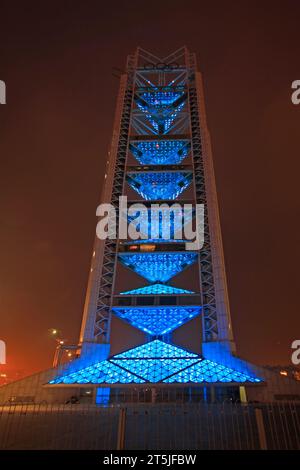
0, 0, 299, 375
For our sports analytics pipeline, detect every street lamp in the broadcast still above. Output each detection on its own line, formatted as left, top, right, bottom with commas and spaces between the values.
49, 328, 66, 367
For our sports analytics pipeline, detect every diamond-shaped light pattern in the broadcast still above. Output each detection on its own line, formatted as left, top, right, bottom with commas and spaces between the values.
127, 172, 192, 201
127, 205, 193, 240
120, 283, 194, 295
118, 252, 197, 282
112, 306, 201, 335
49, 340, 262, 385
130, 141, 190, 165
135, 91, 186, 134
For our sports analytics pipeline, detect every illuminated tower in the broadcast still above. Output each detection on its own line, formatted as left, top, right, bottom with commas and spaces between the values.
49, 48, 261, 401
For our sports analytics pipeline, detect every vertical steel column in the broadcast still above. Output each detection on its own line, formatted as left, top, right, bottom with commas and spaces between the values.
187, 52, 219, 342
186, 51, 234, 345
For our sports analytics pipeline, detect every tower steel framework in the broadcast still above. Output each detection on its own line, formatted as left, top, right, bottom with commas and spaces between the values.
49, 48, 262, 396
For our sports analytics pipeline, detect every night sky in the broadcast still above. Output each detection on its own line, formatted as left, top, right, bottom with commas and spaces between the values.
0, 1, 299, 375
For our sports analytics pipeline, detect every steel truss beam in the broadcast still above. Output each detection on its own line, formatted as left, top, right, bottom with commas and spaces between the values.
186, 52, 218, 341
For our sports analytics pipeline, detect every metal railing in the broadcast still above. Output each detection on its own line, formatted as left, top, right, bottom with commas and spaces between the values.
0, 402, 299, 450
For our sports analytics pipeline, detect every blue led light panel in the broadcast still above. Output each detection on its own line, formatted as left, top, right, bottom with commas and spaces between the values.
139, 91, 184, 107
121, 239, 185, 244
113, 340, 198, 359
49, 359, 146, 385
118, 252, 197, 282
49, 340, 262, 385
126, 205, 194, 240
110, 358, 199, 383
163, 360, 262, 384
126, 172, 192, 200
130, 141, 190, 165
135, 91, 186, 134
112, 306, 202, 335
120, 283, 194, 295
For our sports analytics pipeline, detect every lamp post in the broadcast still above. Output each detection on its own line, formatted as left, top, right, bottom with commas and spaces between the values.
49, 328, 66, 367
49, 329, 80, 367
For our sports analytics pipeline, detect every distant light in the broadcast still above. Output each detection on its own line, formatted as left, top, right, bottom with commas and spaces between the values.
51, 329, 57, 335
280, 370, 288, 376
293, 371, 300, 381
129, 245, 138, 250
140, 244, 156, 252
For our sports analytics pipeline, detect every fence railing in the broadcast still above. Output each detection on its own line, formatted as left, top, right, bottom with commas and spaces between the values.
0, 402, 299, 450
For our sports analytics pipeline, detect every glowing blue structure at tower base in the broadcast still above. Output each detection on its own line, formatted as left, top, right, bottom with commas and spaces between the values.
49, 340, 262, 385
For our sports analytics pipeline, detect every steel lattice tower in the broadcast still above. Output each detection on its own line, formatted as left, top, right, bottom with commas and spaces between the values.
49, 48, 261, 401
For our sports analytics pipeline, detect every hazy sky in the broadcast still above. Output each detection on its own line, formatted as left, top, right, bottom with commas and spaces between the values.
0, 0, 299, 374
